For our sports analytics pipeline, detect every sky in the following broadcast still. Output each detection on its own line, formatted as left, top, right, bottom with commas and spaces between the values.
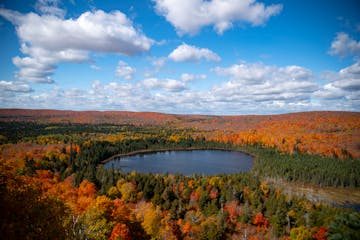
0, 0, 359, 115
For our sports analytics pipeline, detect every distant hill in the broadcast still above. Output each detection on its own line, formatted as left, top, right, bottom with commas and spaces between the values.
1, 109, 360, 158
1, 108, 358, 129
0, 109, 178, 125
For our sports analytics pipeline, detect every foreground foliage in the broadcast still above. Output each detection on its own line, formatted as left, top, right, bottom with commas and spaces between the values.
1, 155, 359, 239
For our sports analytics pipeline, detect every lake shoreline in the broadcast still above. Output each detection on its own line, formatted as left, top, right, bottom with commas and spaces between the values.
101, 147, 255, 165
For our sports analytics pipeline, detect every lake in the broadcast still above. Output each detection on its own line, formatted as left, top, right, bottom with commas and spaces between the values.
104, 149, 253, 175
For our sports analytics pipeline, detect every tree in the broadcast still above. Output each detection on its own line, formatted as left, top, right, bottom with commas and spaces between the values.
109, 223, 131, 240
253, 212, 268, 232
290, 226, 312, 240
313, 226, 328, 240
108, 186, 122, 199
327, 212, 360, 240
0, 160, 69, 240
141, 203, 162, 238
111, 198, 133, 223
81, 196, 115, 240
199, 217, 225, 240
271, 203, 288, 236
119, 182, 137, 203
74, 179, 97, 214
159, 214, 181, 240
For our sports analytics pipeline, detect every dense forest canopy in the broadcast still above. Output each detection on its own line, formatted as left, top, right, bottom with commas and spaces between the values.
1, 109, 360, 239
1, 109, 359, 158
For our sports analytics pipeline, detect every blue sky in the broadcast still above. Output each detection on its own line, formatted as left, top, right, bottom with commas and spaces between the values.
0, 0, 359, 115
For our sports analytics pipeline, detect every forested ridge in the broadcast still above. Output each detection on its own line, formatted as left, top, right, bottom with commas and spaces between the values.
1, 111, 360, 239
1, 109, 359, 159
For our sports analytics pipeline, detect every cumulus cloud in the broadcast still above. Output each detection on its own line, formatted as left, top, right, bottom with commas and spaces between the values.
212, 63, 318, 104
115, 61, 136, 80
141, 78, 187, 92
326, 32, 360, 108
169, 43, 221, 62
0, 80, 32, 108
35, 0, 66, 18
329, 32, 360, 57
0, 80, 32, 92
11, 45, 88, 83
0, 9, 153, 83
315, 61, 360, 104
335, 62, 360, 91
153, 0, 283, 35
214, 63, 269, 84
181, 73, 207, 82
2, 61, 358, 114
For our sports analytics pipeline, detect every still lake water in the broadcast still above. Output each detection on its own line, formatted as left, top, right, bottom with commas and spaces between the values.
104, 150, 253, 175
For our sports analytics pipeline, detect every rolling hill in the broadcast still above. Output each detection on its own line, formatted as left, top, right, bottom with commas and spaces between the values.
1, 109, 359, 158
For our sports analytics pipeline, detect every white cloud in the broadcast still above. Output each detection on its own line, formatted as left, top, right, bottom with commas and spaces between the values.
214, 63, 269, 84
141, 78, 187, 92
0, 80, 32, 92
0, 9, 153, 83
115, 61, 136, 80
152, 57, 167, 69
7, 10, 154, 54
214, 63, 314, 85
212, 63, 318, 104
90, 64, 101, 70
181, 73, 207, 82
340, 60, 360, 76
168, 43, 221, 62
144, 57, 167, 77
2, 61, 358, 114
315, 61, 360, 104
12, 55, 56, 83
329, 32, 360, 57
153, 0, 283, 35
314, 84, 345, 100
35, 0, 66, 18
11, 45, 88, 83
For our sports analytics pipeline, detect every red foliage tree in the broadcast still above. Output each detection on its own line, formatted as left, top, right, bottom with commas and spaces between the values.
253, 212, 268, 232
313, 226, 328, 240
109, 223, 131, 240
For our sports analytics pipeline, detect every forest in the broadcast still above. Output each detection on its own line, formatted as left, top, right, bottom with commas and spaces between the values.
1, 110, 360, 239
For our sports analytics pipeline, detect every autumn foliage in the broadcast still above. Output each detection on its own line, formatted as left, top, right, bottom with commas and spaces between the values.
1, 110, 359, 158
253, 212, 268, 232
1, 109, 359, 239
209, 112, 360, 159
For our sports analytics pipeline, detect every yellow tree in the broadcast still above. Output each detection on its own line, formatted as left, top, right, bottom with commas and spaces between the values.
119, 181, 138, 203
135, 201, 162, 238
